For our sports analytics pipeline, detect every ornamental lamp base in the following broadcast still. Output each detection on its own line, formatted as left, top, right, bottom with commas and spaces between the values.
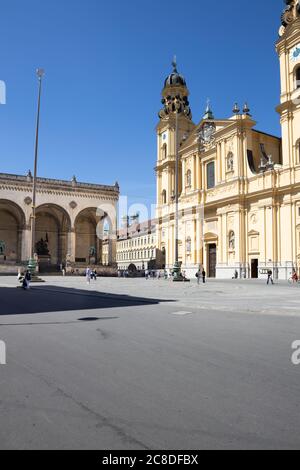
172, 261, 185, 282
27, 258, 45, 283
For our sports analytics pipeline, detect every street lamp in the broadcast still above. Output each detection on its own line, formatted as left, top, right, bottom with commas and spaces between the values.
173, 99, 183, 282
173, 96, 185, 282
28, 68, 45, 274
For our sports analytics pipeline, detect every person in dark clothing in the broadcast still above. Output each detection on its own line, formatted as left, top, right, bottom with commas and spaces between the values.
202, 269, 206, 284
267, 270, 274, 285
22, 270, 31, 290
196, 268, 201, 285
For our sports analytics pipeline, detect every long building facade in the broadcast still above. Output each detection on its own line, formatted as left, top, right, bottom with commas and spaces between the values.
0, 172, 119, 273
155, 1, 300, 280
102, 219, 162, 274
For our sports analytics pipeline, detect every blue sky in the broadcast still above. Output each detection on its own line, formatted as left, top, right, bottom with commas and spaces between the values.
0, 0, 282, 213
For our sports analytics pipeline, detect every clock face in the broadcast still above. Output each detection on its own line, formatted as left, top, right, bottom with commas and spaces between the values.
290, 44, 300, 62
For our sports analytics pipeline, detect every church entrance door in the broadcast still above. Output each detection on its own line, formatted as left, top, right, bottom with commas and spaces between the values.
251, 259, 258, 279
208, 244, 217, 278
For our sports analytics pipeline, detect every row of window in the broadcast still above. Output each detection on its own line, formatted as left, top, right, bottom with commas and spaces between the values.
118, 236, 155, 249
117, 250, 156, 261
160, 140, 300, 204
161, 161, 216, 203
183, 232, 233, 249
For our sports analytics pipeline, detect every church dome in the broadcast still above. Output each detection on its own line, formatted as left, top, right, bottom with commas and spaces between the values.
164, 58, 187, 88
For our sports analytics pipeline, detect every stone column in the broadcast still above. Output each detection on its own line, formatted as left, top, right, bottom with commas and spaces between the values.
196, 156, 201, 190
168, 169, 173, 201
20, 224, 32, 263
217, 142, 222, 183
192, 155, 196, 190
182, 158, 186, 195
108, 217, 117, 266
156, 172, 162, 206
68, 229, 76, 263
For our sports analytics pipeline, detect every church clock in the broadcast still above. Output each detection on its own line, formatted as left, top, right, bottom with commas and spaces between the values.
290, 44, 300, 62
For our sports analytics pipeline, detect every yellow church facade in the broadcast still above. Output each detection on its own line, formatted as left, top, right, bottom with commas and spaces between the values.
155, 1, 300, 280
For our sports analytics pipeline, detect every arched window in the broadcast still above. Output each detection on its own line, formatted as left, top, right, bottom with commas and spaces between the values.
162, 144, 167, 160
186, 170, 192, 188
207, 162, 215, 189
296, 67, 300, 89
161, 190, 167, 205
229, 231, 235, 251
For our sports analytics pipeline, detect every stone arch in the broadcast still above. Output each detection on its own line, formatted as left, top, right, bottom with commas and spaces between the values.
128, 263, 137, 275
74, 207, 106, 265
35, 204, 71, 268
0, 200, 26, 262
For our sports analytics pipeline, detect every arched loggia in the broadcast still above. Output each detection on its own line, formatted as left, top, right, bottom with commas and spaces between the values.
0, 200, 26, 263
35, 204, 71, 269
74, 208, 107, 264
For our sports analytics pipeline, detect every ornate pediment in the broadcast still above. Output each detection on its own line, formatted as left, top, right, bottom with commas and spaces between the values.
248, 229, 259, 236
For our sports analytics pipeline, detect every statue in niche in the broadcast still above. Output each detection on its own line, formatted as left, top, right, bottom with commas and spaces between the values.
186, 237, 192, 253
186, 170, 192, 188
0, 240, 5, 255
229, 231, 235, 251
227, 152, 234, 172
89, 246, 96, 257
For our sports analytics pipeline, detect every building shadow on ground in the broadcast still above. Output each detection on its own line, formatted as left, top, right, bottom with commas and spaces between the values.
0, 285, 173, 316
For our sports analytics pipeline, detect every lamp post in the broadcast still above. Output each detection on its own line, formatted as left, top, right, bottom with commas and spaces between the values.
28, 68, 45, 274
172, 101, 183, 281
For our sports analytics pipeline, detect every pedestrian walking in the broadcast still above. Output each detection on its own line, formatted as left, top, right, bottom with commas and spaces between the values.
196, 267, 201, 285
292, 269, 298, 283
267, 269, 274, 285
202, 269, 206, 284
22, 270, 31, 290
86, 266, 91, 284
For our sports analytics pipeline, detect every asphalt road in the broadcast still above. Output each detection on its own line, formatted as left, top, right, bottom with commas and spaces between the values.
0, 277, 300, 449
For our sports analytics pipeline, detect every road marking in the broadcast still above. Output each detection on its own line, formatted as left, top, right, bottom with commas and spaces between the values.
171, 311, 193, 316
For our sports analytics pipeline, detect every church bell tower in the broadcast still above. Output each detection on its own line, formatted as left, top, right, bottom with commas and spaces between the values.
156, 58, 195, 208
276, 0, 300, 167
